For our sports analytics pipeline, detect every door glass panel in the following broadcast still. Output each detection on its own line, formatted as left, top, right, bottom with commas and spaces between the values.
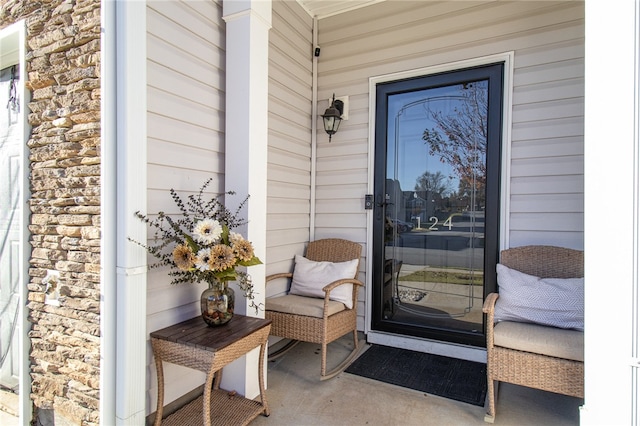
382, 80, 488, 337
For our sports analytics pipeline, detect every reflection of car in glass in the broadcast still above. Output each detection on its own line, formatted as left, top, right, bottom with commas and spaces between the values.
390, 219, 414, 233
443, 211, 485, 230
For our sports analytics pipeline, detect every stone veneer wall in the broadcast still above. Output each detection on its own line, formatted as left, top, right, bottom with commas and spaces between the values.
0, 0, 101, 424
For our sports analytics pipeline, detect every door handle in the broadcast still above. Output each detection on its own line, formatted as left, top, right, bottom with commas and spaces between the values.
376, 194, 393, 207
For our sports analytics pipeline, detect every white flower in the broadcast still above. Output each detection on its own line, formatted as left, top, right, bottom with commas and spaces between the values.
195, 248, 213, 271
193, 219, 222, 244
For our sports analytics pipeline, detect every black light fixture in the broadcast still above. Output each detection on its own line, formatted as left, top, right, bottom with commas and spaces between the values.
322, 94, 344, 141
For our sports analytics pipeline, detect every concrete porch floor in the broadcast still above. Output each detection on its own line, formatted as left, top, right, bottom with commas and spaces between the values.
253, 334, 583, 426
0, 334, 583, 425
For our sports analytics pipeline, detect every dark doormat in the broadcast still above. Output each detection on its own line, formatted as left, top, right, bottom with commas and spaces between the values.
345, 344, 487, 407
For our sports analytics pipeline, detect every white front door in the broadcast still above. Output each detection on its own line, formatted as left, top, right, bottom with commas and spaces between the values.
0, 64, 21, 390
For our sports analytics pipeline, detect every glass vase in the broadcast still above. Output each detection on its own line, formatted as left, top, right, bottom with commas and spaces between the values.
200, 279, 235, 326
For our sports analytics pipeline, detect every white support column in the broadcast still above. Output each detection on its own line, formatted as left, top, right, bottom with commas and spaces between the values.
222, 0, 271, 400
582, 0, 637, 424
113, 0, 148, 424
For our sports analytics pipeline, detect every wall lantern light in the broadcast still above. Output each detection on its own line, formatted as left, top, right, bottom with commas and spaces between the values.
322, 94, 344, 142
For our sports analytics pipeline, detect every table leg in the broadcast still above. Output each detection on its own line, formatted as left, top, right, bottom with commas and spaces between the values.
258, 341, 270, 416
154, 355, 165, 426
213, 368, 222, 390
202, 364, 217, 426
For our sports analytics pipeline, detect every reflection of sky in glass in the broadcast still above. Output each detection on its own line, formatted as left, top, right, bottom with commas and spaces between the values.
386, 82, 484, 193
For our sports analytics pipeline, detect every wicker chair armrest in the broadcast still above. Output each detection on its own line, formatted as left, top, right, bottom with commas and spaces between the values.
322, 278, 364, 293
265, 272, 293, 286
483, 292, 500, 348
482, 292, 499, 314
320, 279, 364, 315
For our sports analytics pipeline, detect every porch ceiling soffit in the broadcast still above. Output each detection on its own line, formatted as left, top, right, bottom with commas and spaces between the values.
297, 0, 385, 19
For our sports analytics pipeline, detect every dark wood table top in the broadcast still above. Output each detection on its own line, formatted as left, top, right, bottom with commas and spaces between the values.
150, 315, 272, 353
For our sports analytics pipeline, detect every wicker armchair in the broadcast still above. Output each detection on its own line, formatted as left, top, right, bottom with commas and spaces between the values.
482, 245, 584, 423
265, 238, 364, 380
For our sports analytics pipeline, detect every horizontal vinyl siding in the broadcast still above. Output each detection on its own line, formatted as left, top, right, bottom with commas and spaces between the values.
316, 1, 584, 329
317, 1, 584, 253
145, 0, 226, 415
267, 0, 314, 294
510, 28, 584, 248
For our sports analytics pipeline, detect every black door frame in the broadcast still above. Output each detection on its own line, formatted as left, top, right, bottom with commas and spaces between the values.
371, 63, 504, 347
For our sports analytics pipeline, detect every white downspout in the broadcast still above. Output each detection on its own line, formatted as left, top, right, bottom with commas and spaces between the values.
99, 0, 116, 423
101, 1, 148, 423
310, 16, 318, 241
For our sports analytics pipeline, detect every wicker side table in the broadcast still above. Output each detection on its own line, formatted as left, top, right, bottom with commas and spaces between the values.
151, 315, 272, 426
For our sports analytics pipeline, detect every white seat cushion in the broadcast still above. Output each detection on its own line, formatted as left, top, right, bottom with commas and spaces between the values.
266, 294, 346, 318
494, 320, 584, 362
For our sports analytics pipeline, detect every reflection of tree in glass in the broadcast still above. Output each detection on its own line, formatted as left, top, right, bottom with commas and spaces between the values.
421, 82, 488, 196
414, 170, 452, 197
457, 176, 485, 211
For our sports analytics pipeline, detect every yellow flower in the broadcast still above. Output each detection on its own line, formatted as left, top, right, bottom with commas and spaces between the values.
209, 244, 236, 271
173, 244, 196, 271
229, 232, 243, 244
233, 239, 255, 262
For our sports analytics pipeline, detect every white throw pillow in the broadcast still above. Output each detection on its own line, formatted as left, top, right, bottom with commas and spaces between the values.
494, 263, 584, 331
289, 255, 359, 309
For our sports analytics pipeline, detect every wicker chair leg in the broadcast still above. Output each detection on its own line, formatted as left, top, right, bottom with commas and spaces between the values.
321, 341, 328, 378
320, 337, 362, 381
267, 339, 300, 361
484, 379, 497, 423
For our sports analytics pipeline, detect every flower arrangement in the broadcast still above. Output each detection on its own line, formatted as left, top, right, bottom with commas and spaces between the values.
130, 179, 263, 313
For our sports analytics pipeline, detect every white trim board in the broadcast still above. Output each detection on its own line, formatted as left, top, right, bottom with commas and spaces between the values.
582, 1, 636, 423
366, 331, 486, 363
111, 1, 148, 423
0, 19, 31, 425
